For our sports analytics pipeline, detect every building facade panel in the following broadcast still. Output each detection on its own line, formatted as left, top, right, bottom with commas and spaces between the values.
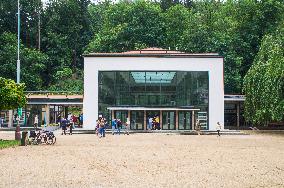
84, 56, 224, 130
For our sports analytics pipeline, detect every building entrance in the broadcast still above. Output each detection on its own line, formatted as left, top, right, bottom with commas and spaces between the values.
178, 111, 191, 130
130, 111, 144, 130
108, 107, 201, 131
162, 111, 176, 130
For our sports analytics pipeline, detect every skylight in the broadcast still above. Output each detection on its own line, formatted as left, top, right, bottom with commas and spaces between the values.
131, 72, 176, 84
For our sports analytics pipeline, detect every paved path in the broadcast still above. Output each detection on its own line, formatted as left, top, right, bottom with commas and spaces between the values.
0, 133, 284, 187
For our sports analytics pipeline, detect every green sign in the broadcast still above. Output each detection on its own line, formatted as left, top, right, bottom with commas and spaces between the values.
17, 108, 22, 116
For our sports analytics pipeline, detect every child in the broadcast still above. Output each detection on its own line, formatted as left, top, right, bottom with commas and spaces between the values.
216, 122, 221, 136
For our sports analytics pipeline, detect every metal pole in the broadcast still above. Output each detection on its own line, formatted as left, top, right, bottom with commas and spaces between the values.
38, 9, 41, 50
17, 0, 20, 84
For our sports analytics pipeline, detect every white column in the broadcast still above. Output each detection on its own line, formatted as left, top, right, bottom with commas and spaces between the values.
192, 111, 195, 130
83, 60, 98, 130
8, 110, 13, 128
45, 104, 50, 126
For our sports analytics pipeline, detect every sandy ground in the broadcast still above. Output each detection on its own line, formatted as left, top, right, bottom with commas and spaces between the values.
0, 131, 284, 188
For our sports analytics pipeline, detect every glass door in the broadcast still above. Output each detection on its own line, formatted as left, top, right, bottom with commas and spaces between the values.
130, 111, 144, 130
162, 111, 175, 130
178, 111, 191, 130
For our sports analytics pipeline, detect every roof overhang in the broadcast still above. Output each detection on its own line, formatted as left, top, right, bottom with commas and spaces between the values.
107, 107, 200, 111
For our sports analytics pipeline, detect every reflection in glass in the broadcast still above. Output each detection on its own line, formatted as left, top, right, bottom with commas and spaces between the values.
98, 71, 209, 129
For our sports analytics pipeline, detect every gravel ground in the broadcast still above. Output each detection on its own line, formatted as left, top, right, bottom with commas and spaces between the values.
0, 131, 284, 188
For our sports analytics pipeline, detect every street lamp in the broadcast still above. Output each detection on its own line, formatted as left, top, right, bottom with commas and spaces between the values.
17, 0, 20, 84
15, 0, 21, 141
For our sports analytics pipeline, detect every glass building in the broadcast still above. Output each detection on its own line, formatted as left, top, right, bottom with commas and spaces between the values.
99, 71, 209, 130
83, 48, 224, 131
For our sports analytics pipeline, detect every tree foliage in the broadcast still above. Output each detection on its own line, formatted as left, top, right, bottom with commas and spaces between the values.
0, 77, 26, 111
243, 25, 284, 124
86, 1, 164, 53
0, 32, 47, 90
0, 0, 283, 96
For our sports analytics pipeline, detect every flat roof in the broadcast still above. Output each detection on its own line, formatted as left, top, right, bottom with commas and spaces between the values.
84, 47, 222, 58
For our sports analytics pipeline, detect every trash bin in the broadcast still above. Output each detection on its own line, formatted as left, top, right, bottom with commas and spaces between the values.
21, 131, 28, 146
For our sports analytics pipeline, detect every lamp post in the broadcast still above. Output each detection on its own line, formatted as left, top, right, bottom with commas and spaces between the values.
17, 0, 20, 84
15, 0, 21, 141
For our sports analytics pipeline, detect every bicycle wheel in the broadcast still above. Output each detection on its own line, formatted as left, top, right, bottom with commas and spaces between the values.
52, 136, 56, 145
46, 136, 56, 145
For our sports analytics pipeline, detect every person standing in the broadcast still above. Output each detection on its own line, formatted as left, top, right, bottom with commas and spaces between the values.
148, 117, 153, 130
69, 120, 73, 135
216, 122, 222, 136
34, 115, 39, 129
57, 114, 61, 127
0, 117, 3, 127
61, 118, 67, 135
196, 119, 201, 135
99, 118, 105, 138
116, 119, 122, 135
111, 118, 117, 135
155, 115, 160, 130
72, 115, 77, 128
79, 113, 83, 128
124, 117, 130, 135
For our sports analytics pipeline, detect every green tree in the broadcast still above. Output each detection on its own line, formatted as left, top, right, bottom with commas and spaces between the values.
0, 77, 26, 111
40, 0, 92, 90
85, 1, 164, 53
0, 32, 47, 90
42, 0, 92, 68
0, 0, 43, 48
243, 25, 284, 124
162, 4, 190, 49
48, 68, 84, 92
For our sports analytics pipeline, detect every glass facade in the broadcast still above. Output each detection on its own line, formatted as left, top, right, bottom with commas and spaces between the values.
98, 71, 209, 129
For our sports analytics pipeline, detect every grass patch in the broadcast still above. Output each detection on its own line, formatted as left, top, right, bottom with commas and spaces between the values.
0, 140, 20, 149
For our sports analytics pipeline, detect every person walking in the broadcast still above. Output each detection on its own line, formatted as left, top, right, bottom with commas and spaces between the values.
69, 120, 73, 135
34, 115, 39, 130
111, 118, 117, 135
99, 118, 105, 138
216, 122, 222, 136
116, 119, 122, 135
79, 113, 83, 128
124, 117, 130, 135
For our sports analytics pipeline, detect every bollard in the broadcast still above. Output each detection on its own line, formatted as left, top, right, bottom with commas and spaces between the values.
21, 131, 28, 146
15, 125, 21, 141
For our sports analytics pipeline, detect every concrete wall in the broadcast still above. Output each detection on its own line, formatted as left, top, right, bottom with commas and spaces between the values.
84, 57, 224, 130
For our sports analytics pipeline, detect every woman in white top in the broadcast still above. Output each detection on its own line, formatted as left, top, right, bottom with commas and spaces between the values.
125, 118, 130, 135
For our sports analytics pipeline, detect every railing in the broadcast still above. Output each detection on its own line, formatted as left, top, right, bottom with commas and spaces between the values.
24, 91, 83, 96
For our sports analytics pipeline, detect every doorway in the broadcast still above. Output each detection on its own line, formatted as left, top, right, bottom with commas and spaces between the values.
162, 111, 176, 130
130, 111, 144, 130
178, 111, 191, 130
